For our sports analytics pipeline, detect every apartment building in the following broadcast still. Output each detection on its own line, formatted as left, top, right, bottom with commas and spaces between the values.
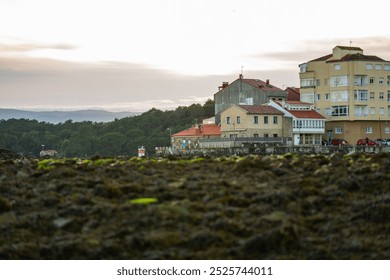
299, 46, 390, 144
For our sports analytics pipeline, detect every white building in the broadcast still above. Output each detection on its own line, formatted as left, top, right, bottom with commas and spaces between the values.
267, 100, 326, 145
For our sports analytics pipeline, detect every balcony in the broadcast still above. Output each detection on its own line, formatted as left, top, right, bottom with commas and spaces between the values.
354, 75, 368, 87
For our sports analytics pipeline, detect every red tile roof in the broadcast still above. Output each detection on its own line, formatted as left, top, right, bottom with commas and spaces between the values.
240, 79, 284, 92
238, 105, 284, 115
310, 52, 387, 63
310, 54, 333, 62
327, 53, 386, 63
287, 110, 326, 119
173, 124, 221, 137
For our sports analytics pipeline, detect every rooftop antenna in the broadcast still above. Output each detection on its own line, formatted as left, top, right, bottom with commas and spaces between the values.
240, 66, 244, 79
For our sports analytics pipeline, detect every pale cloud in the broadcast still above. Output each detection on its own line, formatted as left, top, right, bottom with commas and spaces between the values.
0, 54, 221, 111
0, 43, 75, 53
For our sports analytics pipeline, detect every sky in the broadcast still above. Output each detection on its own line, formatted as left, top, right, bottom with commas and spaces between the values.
1, 0, 390, 112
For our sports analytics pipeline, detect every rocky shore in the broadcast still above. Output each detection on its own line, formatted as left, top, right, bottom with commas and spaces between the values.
0, 151, 389, 259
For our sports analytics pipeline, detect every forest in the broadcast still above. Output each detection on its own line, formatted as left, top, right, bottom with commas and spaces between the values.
0, 99, 215, 157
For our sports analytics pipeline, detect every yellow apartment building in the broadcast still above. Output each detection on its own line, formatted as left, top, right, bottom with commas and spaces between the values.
299, 46, 390, 144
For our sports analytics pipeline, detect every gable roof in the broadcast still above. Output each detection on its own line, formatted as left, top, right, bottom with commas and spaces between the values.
172, 124, 221, 137
335, 46, 363, 51
310, 54, 333, 62
327, 53, 386, 63
237, 105, 284, 115
240, 78, 284, 92
309, 47, 388, 63
287, 110, 326, 119
285, 87, 300, 101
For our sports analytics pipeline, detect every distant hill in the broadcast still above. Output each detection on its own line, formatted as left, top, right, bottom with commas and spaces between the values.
0, 109, 138, 123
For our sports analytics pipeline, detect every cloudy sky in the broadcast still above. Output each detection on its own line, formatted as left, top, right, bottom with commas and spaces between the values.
1, 0, 390, 112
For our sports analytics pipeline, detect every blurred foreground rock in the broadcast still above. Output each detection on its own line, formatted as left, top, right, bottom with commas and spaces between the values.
0, 153, 389, 259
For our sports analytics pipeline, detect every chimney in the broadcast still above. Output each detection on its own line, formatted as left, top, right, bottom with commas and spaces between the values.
218, 81, 229, 91
239, 74, 243, 79
266, 79, 270, 85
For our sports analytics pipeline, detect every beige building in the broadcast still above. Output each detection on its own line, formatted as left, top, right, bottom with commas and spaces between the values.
299, 46, 390, 144
220, 104, 292, 139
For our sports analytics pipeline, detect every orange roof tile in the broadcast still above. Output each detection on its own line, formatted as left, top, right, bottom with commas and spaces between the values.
173, 124, 220, 137
238, 105, 284, 115
287, 110, 326, 119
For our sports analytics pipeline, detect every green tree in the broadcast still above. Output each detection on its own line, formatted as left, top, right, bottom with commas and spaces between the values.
98, 132, 127, 156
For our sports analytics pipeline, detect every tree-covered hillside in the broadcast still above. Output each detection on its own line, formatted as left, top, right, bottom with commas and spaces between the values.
0, 99, 215, 157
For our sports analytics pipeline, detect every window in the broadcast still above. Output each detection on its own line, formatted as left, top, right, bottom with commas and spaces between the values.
375, 64, 382, 70
388, 91, 390, 101
370, 77, 375, 84
380, 92, 384, 100
385, 126, 390, 134
354, 106, 368, 116
315, 94, 320, 101
273, 134, 278, 138
388, 106, 390, 117
354, 90, 368, 101
273, 116, 278, 124
380, 107, 384, 115
264, 116, 269, 124
254, 133, 259, 138
334, 64, 341, 70
330, 91, 349, 102
331, 105, 349, 116
253, 116, 258, 124
264, 133, 269, 138
300, 78, 316, 88
315, 135, 321, 145
325, 108, 331, 115
236, 116, 241, 124
379, 77, 385, 85
226, 116, 231, 124
299, 63, 307, 73
366, 64, 373, 70
330, 75, 348, 87
301, 93, 315, 103
385, 64, 390, 70
354, 75, 368, 86
366, 127, 373, 133
370, 92, 375, 100
335, 127, 343, 134
325, 93, 330, 100
370, 107, 375, 115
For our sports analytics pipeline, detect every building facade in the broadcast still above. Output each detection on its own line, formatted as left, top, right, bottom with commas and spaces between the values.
267, 100, 326, 145
299, 46, 390, 143
171, 124, 221, 149
219, 104, 292, 139
214, 76, 287, 123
